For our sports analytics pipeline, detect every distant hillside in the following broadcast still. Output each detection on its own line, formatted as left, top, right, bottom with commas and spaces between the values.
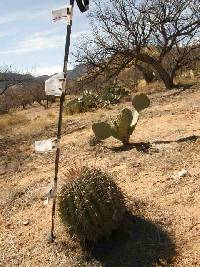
67, 64, 87, 80
36, 64, 87, 82
0, 82, 7, 94
0, 72, 34, 94
36, 75, 50, 81
0, 64, 87, 95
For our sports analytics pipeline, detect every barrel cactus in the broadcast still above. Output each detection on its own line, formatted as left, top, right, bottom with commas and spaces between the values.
58, 166, 126, 244
92, 93, 150, 145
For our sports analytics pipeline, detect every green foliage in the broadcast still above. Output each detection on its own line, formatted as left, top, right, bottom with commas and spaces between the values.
65, 85, 129, 115
81, 90, 99, 111
65, 91, 98, 115
65, 98, 83, 115
93, 108, 139, 145
100, 84, 129, 104
92, 93, 150, 145
58, 166, 126, 243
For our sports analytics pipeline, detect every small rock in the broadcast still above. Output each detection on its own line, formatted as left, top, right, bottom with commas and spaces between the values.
23, 220, 29, 226
177, 169, 188, 178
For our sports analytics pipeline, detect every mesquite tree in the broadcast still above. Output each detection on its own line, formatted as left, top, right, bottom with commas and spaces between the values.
0, 67, 54, 113
76, 0, 200, 89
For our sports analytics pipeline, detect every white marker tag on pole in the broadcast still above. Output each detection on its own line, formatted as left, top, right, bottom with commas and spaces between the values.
35, 139, 53, 153
52, 5, 73, 24
44, 186, 55, 206
45, 73, 64, 97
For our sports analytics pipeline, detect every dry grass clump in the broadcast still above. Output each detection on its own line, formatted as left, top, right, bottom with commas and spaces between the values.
21, 117, 52, 136
47, 111, 56, 119
136, 80, 166, 93
0, 113, 29, 131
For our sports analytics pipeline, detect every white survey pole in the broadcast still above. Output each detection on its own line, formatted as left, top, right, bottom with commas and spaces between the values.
47, 0, 89, 243
48, 0, 75, 243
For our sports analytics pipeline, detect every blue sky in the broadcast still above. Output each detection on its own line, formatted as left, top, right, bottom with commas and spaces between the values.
0, 0, 90, 76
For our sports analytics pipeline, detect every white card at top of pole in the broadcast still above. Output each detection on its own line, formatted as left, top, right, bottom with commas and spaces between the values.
45, 73, 64, 97
52, 5, 73, 24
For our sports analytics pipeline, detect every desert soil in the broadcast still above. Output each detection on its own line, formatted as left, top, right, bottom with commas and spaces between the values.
0, 87, 200, 267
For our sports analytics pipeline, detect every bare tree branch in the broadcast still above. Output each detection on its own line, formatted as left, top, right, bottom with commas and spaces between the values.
75, 0, 200, 89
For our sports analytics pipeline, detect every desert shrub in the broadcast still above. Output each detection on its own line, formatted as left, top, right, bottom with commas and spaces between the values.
65, 98, 84, 115
58, 166, 126, 244
81, 90, 99, 110
65, 90, 98, 115
99, 84, 129, 104
0, 80, 55, 114
65, 84, 129, 115
0, 94, 11, 114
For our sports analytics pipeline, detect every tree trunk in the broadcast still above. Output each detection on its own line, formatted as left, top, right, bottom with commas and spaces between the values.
136, 53, 176, 89
136, 64, 155, 83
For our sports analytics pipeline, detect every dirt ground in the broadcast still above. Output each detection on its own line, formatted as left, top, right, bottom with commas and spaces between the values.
0, 86, 200, 267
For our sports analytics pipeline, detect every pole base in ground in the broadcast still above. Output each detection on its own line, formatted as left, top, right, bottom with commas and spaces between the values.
46, 232, 56, 243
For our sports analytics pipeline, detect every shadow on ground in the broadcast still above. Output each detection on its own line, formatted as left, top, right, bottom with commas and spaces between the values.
109, 142, 152, 153
90, 214, 176, 267
108, 135, 200, 154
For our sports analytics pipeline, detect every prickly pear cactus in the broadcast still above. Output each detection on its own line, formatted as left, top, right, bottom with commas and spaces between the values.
111, 108, 139, 145
92, 108, 139, 145
92, 122, 112, 140
132, 93, 150, 111
82, 90, 98, 111
65, 91, 99, 115
92, 93, 150, 145
58, 166, 126, 244
100, 85, 129, 104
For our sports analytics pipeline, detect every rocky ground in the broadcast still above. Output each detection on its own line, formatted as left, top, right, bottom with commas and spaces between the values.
0, 86, 200, 266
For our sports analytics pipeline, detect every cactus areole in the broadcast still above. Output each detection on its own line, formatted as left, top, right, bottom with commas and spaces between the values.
49, 0, 89, 243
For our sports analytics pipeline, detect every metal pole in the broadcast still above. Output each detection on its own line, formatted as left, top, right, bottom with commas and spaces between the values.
49, 0, 75, 242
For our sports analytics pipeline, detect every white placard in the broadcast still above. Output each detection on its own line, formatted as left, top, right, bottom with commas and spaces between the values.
45, 73, 64, 97
35, 139, 53, 153
52, 5, 73, 24
44, 186, 55, 206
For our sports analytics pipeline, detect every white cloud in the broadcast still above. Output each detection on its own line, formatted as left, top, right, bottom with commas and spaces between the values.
18, 35, 64, 52
34, 65, 62, 76
0, 28, 91, 55
0, 3, 69, 25
0, 32, 9, 38
0, 30, 65, 55
0, 10, 50, 25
